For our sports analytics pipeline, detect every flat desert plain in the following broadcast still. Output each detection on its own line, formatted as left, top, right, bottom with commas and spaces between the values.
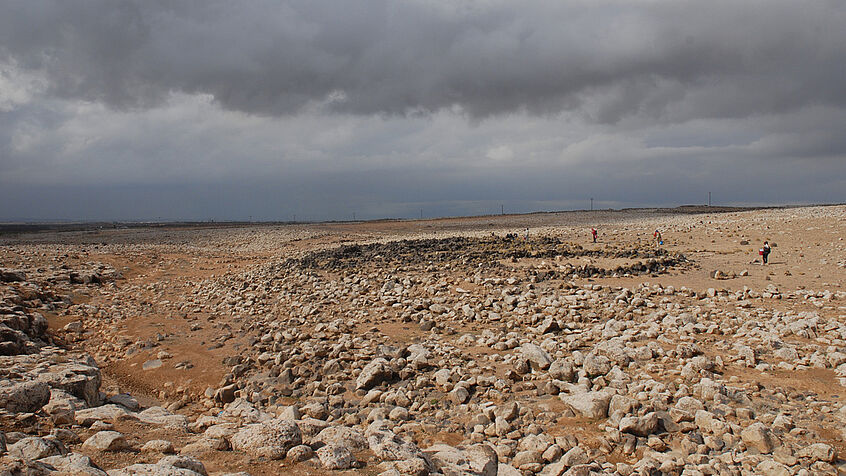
1, 205, 845, 475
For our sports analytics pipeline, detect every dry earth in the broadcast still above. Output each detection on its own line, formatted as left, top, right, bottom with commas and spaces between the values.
1, 205, 844, 476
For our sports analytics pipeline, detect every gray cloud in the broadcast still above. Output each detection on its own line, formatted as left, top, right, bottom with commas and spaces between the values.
0, 1, 844, 221
2, 1, 845, 121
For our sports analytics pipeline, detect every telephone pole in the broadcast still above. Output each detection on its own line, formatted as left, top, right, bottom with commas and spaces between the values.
501, 204, 504, 215
708, 192, 711, 207
590, 198, 593, 211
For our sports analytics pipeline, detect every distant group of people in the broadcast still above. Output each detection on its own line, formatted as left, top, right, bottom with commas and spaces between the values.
583, 227, 663, 247
584, 226, 770, 264
586, 227, 662, 247
506, 226, 772, 265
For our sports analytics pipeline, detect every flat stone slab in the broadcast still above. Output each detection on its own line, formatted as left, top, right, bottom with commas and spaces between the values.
142, 359, 163, 370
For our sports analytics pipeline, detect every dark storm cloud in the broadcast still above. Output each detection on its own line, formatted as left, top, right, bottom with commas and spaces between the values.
2, 0, 845, 121
1, 1, 844, 222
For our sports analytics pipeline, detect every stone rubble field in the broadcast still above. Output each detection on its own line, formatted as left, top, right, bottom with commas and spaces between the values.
1, 205, 845, 476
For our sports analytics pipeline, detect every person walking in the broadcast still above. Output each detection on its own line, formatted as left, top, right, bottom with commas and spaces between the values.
653, 229, 663, 247
761, 241, 771, 265
591, 228, 598, 243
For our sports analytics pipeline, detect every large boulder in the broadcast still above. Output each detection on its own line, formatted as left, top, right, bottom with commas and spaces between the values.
425, 444, 465, 469
295, 417, 332, 441
109, 455, 207, 476
82, 431, 128, 452
74, 404, 135, 426
797, 443, 836, 463
561, 446, 589, 467
367, 427, 425, 462
755, 460, 790, 476
465, 444, 499, 476
43, 388, 87, 416
108, 394, 141, 411
219, 398, 270, 424
158, 456, 208, 476
39, 452, 107, 476
582, 354, 611, 377
230, 419, 302, 460
548, 359, 576, 382
740, 423, 779, 454
0, 312, 47, 342
426, 443, 497, 476
108, 464, 204, 476
512, 450, 543, 470
618, 412, 660, 437
356, 358, 394, 390
0, 269, 26, 282
520, 344, 552, 371
316, 443, 358, 470
0, 458, 54, 475
0, 324, 29, 355
313, 426, 368, 451
8, 437, 66, 460
138, 406, 189, 430
498, 463, 522, 476
0, 380, 51, 413
36, 362, 102, 407
560, 390, 614, 419
141, 440, 176, 454
608, 395, 639, 421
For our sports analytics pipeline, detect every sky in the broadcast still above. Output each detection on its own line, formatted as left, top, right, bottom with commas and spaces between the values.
1, 0, 844, 222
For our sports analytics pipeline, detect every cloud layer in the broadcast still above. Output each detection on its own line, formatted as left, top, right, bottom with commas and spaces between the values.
0, 1, 844, 220
4, 0, 846, 120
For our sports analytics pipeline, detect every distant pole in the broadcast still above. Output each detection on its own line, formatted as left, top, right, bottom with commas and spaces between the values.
708, 192, 711, 207
501, 204, 504, 215
590, 198, 593, 211
420, 209, 423, 219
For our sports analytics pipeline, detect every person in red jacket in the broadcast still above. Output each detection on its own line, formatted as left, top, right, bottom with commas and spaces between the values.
591, 228, 598, 243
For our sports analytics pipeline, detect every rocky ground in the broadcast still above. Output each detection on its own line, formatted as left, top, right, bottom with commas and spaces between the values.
1, 205, 844, 476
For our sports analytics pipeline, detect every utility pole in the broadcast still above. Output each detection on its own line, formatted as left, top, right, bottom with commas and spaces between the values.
352, 212, 355, 221
420, 209, 423, 220
708, 192, 711, 207
590, 198, 593, 211
501, 204, 504, 215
